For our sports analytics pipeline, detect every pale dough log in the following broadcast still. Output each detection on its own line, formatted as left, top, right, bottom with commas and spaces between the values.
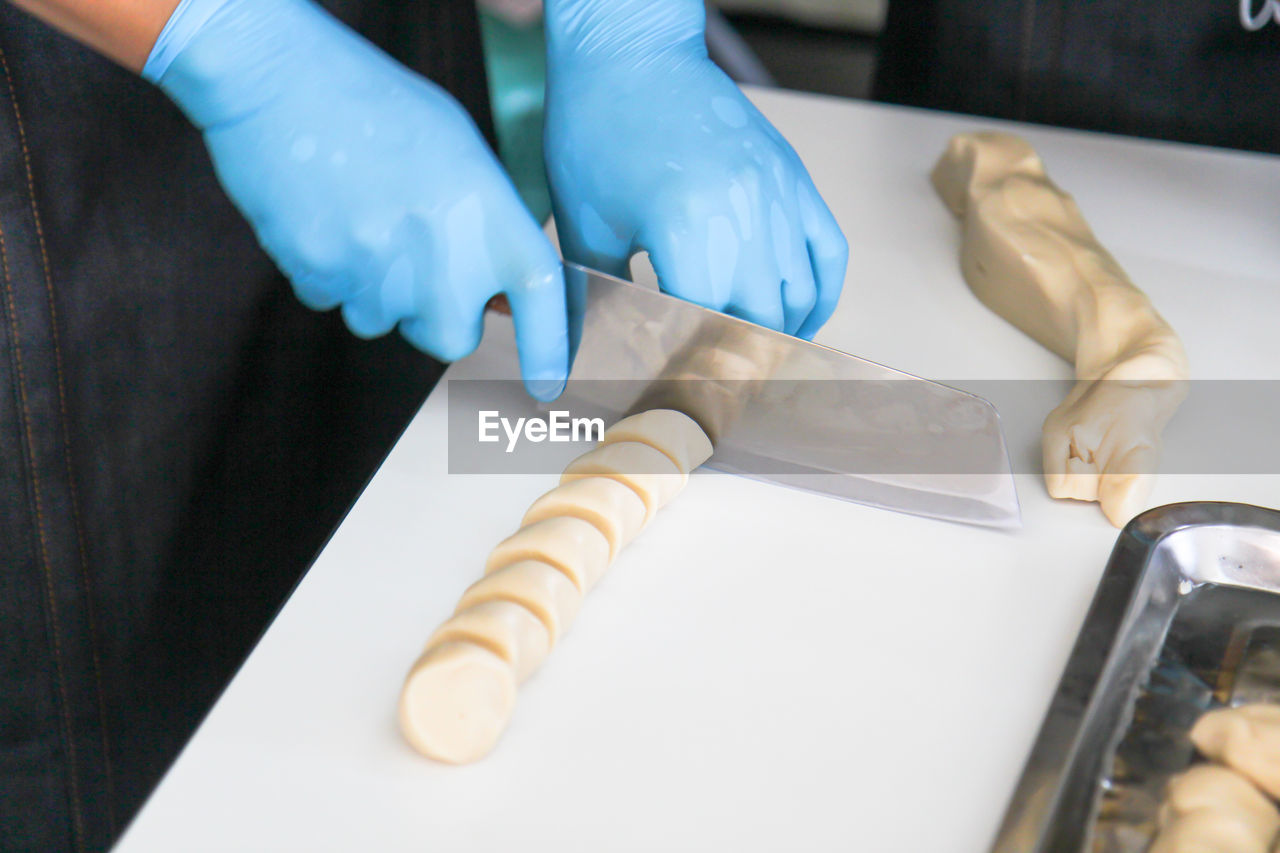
1192, 705, 1280, 799
456, 559, 583, 645
398, 641, 517, 764
521, 477, 647, 559
485, 515, 612, 592
560, 441, 685, 522
601, 409, 715, 475
402, 410, 711, 764
932, 131, 1189, 527
428, 599, 550, 682
1151, 765, 1280, 853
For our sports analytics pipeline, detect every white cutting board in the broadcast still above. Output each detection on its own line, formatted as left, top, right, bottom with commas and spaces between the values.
116, 89, 1280, 852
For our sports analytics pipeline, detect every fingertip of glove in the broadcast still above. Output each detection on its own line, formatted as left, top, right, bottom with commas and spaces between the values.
341, 301, 395, 340
525, 375, 567, 403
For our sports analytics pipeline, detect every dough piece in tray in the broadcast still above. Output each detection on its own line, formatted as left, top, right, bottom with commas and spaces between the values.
1151, 764, 1280, 853
456, 559, 583, 645
932, 131, 1189, 528
399, 641, 517, 765
1150, 809, 1274, 853
485, 515, 612, 592
1191, 704, 1280, 799
600, 409, 714, 475
560, 441, 685, 521
428, 599, 550, 682
521, 477, 647, 559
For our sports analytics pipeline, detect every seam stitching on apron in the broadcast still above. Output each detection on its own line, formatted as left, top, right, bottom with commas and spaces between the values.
0, 187, 86, 853
0, 46, 116, 838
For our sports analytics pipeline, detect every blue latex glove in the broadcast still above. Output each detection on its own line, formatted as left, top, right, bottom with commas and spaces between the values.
144, 0, 569, 400
543, 0, 849, 339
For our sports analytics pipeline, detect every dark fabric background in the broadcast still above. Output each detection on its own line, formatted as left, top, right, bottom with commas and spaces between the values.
0, 2, 492, 850
875, 0, 1280, 154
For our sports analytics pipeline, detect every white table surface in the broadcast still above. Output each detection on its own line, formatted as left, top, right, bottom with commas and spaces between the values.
116, 88, 1280, 852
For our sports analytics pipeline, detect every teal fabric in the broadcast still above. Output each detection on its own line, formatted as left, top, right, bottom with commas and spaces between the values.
480, 10, 553, 223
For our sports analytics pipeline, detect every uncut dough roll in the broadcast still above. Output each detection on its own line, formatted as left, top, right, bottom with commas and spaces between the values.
1151, 765, 1280, 853
601, 409, 714, 475
561, 441, 685, 522
1191, 705, 1280, 799
456, 559, 583, 645
485, 516, 611, 592
428, 599, 550, 682
398, 641, 516, 765
522, 477, 647, 560
932, 131, 1188, 528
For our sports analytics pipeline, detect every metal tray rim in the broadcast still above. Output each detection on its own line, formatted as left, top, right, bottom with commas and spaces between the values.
990, 500, 1280, 853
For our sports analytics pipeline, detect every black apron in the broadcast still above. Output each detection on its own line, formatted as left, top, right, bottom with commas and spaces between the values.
0, 2, 492, 850
874, 0, 1280, 154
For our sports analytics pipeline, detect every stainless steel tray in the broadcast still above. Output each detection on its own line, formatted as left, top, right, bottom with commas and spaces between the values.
991, 501, 1280, 853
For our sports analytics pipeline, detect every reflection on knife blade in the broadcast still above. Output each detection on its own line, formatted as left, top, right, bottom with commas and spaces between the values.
558, 262, 1020, 528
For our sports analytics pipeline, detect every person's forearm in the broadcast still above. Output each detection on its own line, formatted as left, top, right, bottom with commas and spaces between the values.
8, 0, 178, 72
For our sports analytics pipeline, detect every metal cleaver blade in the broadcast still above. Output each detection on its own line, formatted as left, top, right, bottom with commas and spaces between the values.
560, 262, 1020, 529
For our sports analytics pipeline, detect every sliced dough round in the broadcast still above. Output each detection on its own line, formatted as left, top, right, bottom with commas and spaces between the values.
560, 441, 685, 521
428, 600, 549, 682
601, 409, 713, 474
485, 516, 611, 592
457, 559, 583, 645
399, 640, 516, 764
521, 477, 647, 559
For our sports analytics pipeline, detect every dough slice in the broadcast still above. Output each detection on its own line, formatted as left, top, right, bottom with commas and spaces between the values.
560, 441, 685, 522
521, 477, 647, 559
485, 516, 611, 592
457, 559, 583, 645
601, 409, 713, 475
399, 640, 516, 764
428, 600, 550, 682
1191, 705, 1280, 799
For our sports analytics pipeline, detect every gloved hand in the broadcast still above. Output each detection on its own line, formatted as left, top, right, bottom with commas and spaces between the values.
543, 0, 849, 339
144, 0, 569, 400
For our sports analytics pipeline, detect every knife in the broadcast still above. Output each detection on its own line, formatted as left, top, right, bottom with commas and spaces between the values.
555, 262, 1020, 529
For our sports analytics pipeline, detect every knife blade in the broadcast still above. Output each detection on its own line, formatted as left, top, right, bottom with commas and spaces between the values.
560, 262, 1020, 529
